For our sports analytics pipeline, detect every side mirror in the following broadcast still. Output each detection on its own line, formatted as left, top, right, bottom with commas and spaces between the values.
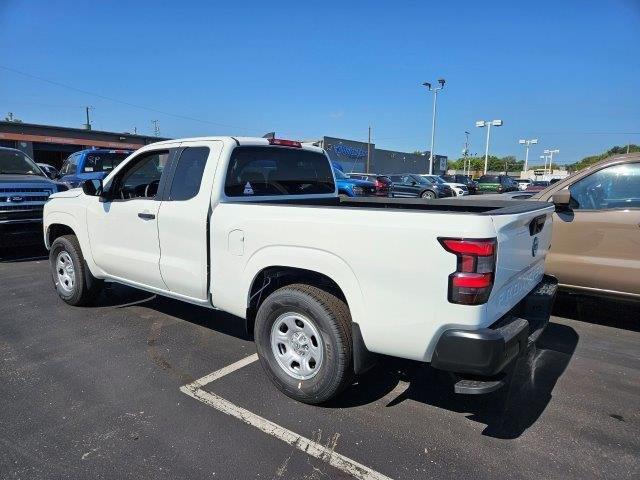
552, 189, 571, 208
81, 179, 102, 197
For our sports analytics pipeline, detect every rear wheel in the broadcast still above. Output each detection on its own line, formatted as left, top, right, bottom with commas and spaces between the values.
255, 284, 353, 404
421, 190, 436, 199
50, 235, 102, 306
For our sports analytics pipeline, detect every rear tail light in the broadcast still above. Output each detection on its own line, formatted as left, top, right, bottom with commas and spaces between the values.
374, 179, 387, 189
268, 138, 302, 148
439, 238, 497, 305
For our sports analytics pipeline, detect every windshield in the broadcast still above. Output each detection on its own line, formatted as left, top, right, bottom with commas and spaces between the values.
428, 176, 446, 185
413, 175, 433, 185
333, 168, 348, 180
478, 175, 500, 183
0, 149, 45, 176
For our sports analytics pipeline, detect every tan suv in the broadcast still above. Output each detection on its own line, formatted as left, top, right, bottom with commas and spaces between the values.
534, 153, 640, 300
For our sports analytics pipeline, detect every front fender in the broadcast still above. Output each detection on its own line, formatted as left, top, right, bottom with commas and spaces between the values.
43, 210, 104, 279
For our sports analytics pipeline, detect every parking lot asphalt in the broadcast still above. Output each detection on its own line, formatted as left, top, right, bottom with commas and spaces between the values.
1, 247, 639, 480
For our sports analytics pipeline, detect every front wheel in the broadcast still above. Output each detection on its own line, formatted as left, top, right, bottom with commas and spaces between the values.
254, 284, 353, 404
421, 190, 436, 199
50, 235, 103, 306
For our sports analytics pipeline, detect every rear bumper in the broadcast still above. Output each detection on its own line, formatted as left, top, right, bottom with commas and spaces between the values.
430, 275, 558, 376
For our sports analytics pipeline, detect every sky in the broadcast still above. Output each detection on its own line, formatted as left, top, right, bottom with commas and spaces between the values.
1, 0, 639, 165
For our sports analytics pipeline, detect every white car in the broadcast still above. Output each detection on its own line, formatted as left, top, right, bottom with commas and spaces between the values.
421, 174, 469, 196
44, 136, 557, 403
516, 178, 532, 191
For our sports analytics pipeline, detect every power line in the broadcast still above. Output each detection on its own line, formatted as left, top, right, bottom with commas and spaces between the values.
0, 64, 257, 132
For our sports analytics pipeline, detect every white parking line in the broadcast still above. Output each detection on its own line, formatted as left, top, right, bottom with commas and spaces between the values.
180, 354, 393, 480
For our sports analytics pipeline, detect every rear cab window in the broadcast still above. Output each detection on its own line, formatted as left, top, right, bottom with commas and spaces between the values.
224, 146, 335, 197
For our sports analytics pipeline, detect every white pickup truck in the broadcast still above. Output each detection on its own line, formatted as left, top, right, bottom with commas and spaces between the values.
44, 136, 558, 403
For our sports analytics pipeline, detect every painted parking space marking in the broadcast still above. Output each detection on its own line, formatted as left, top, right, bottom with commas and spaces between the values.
180, 354, 393, 480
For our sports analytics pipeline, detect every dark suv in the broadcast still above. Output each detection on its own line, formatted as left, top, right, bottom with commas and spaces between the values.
388, 174, 450, 199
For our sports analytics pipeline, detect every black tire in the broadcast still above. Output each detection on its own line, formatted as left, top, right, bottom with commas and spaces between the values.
421, 190, 436, 199
254, 284, 354, 404
50, 235, 103, 306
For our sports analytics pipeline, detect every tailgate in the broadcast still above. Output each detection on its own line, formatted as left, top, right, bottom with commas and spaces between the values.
486, 204, 555, 322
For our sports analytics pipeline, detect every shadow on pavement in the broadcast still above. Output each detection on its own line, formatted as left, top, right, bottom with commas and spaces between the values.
95, 282, 581, 439
329, 321, 579, 440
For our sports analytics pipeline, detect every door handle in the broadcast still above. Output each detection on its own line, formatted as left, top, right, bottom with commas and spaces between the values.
138, 212, 156, 220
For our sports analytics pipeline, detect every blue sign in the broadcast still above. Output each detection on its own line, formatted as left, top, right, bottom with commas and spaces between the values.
333, 143, 367, 159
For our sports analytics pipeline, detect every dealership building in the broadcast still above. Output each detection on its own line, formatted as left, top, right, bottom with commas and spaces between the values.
310, 136, 448, 175
0, 121, 164, 169
0, 122, 448, 176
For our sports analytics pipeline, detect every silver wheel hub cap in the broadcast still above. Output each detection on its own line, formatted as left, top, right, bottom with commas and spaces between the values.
270, 313, 324, 380
56, 251, 76, 294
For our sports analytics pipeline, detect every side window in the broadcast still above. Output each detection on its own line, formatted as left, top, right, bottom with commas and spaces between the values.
114, 150, 169, 200
570, 163, 640, 210
167, 147, 209, 201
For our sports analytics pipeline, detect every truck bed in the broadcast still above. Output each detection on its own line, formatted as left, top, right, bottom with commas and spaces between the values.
227, 196, 552, 216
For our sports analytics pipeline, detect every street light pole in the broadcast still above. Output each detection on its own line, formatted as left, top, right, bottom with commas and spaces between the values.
422, 79, 445, 174
518, 138, 538, 172
483, 123, 491, 174
476, 119, 503, 174
543, 149, 559, 174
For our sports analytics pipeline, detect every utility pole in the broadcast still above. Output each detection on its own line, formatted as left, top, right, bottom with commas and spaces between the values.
366, 126, 371, 173
133, 126, 137, 135
422, 78, 446, 174
84, 106, 93, 130
152, 120, 160, 137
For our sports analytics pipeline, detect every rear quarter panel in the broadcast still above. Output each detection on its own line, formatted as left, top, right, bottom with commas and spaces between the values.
211, 203, 500, 362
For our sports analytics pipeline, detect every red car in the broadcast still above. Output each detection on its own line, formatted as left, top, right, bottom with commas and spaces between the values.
526, 180, 551, 192
348, 173, 393, 197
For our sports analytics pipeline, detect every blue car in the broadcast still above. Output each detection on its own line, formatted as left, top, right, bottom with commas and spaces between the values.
57, 148, 133, 188
333, 168, 376, 197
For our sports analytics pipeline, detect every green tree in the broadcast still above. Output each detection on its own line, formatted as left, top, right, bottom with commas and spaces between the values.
566, 144, 640, 172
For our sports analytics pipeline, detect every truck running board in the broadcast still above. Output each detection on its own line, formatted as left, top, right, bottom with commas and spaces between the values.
454, 377, 505, 395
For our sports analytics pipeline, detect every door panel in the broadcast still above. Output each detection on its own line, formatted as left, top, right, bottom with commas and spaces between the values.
158, 141, 223, 300
86, 149, 170, 289
546, 210, 640, 295
545, 162, 640, 296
